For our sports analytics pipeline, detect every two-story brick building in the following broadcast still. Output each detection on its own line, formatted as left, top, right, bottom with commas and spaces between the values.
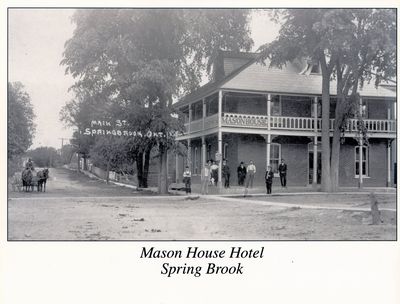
172, 51, 396, 188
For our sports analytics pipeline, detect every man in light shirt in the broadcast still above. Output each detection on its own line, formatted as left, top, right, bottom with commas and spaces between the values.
245, 160, 256, 189
183, 166, 192, 195
201, 160, 212, 195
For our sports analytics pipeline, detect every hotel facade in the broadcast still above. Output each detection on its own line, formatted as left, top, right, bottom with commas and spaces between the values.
172, 52, 396, 188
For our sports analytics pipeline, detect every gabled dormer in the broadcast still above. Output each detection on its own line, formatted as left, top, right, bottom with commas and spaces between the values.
212, 50, 258, 81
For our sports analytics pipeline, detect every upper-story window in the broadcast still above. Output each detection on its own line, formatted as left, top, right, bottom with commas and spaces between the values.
179, 106, 190, 123
191, 101, 203, 121
312, 98, 322, 118
360, 99, 368, 118
271, 95, 281, 116
206, 94, 218, 116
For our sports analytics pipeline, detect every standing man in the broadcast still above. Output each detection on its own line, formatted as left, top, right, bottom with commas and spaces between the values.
265, 165, 274, 194
222, 159, 231, 188
201, 160, 211, 195
183, 166, 192, 195
278, 158, 287, 188
237, 162, 246, 186
245, 160, 256, 189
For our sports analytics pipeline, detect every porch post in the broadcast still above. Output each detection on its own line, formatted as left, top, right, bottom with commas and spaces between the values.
202, 136, 206, 169
187, 103, 192, 168
187, 139, 191, 168
387, 106, 392, 187
218, 90, 223, 188
175, 153, 179, 183
202, 98, 206, 131
188, 103, 192, 134
313, 97, 318, 186
358, 97, 363, 189
387, 139, 392, 187
266, 94, 271, 167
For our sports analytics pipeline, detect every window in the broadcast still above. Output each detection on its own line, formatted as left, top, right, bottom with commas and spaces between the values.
223, 143, 228, 160
193, 147, 199, 175
271, 95, 281, 116
206, 94, 218, 116
191, 101, 203, 121
270, 143, 281, 174
361, 99, 368, 118
355, 146, 369, 177
207, 144, 212, 161
180, 106, 190, 123
312, 98, 322, 118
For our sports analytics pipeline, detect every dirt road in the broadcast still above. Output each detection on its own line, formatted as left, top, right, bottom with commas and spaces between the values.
8, 168, 397, 240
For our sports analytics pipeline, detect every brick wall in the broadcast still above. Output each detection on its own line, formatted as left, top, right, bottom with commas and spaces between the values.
236, 134, 267, 185
339, 139, 388, 187
281, 142, 309, 186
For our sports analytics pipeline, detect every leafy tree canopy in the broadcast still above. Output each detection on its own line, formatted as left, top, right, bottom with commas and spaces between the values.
8, 82, 36, 159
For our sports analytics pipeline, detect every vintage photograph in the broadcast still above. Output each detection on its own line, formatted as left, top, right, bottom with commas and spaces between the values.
7, 8, 397, 240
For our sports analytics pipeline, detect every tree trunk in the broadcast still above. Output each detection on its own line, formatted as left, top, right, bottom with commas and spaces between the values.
83, 156, 88, 170
321, 74, 332, 192
158, 144, 168, 194
142, 147, 151, 188
136, 152, 144, 188
77, 153, 81, 172
331, 123, 341, 192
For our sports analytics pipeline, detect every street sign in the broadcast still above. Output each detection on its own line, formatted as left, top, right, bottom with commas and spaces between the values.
215, 152, 222, 161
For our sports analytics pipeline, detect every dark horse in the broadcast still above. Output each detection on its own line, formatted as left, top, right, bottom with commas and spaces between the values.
37, 169, 49, 192
21, 168, 34, 192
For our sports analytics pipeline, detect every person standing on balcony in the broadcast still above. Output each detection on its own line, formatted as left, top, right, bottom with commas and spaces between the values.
222, 159, 231, 188
278, 159, 287, 188
237, 162, 246, 186
201, 160, 211, 195
183, 166, 192, 195
245, 160, 256, 189
265, 165, 274, 194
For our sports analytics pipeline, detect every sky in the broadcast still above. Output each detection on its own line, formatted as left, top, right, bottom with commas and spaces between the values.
8, 9, 280, 149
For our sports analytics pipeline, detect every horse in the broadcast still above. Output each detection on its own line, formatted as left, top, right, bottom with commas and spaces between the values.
37, 169, 49, 192
21, 168, 34, 192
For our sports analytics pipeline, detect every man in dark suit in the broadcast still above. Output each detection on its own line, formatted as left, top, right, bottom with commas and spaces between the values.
265, 165, 274, 194
237, 162, 246, 186
278, 159, 287, 188
222, 159, 231, 188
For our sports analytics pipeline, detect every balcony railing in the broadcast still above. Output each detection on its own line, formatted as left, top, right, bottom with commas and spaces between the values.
182, 113, 395, 134
221, 112, 395, 133
184, 113, 219, 133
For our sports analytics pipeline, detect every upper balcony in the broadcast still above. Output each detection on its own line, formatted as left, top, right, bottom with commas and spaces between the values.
182, 113, 395, 138
178, 92, 396, 139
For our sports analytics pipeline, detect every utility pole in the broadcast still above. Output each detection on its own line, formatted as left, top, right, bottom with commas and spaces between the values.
58, 137, 70, 149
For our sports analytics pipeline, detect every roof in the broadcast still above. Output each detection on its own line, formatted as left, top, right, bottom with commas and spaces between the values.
222, 60, 396, 98
175, 53, 396, 108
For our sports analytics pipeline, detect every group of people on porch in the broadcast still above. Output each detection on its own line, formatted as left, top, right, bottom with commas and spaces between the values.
183, 157, 288, 195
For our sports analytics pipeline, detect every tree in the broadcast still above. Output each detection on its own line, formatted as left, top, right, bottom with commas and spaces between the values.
259, 9, 396, 191
8, 82, 36, 159
61, 9, 253, 193
90, 137, 132, 183
27, 146, 60, 168
328, 9, 396, 190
